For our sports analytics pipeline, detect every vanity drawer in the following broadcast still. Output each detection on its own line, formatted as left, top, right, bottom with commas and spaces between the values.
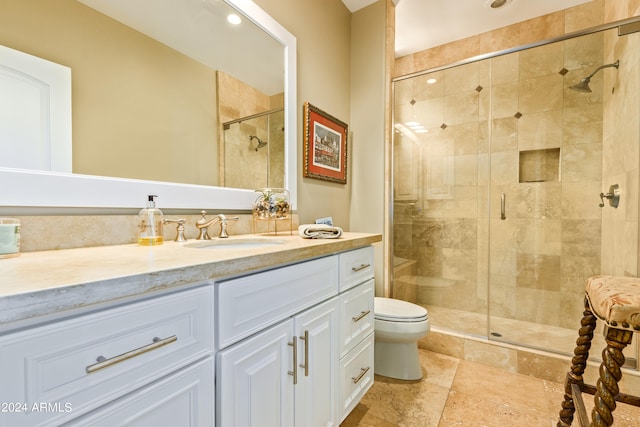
338, 332, 374, 423
339, 279, 374, 357
67, 357, 214, 427
216, 255, 339, 349
339, 246, 374, 291
0, 286, 213, 427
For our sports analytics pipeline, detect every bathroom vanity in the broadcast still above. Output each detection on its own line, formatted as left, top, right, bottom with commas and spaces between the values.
0, 232, 380, 426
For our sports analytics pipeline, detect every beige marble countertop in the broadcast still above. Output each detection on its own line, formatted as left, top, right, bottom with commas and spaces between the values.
0, 232, 381, 326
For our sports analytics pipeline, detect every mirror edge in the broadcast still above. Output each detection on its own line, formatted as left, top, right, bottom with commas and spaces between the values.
0, 0, 297, 212
225, 0, 297, 211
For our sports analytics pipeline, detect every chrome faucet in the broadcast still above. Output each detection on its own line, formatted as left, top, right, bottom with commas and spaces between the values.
196, 211, 239, 239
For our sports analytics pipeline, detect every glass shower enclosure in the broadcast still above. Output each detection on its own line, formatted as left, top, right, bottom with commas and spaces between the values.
391, 24, 640, 363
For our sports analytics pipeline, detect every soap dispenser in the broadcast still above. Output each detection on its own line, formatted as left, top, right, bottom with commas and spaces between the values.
137, 195, 164, 245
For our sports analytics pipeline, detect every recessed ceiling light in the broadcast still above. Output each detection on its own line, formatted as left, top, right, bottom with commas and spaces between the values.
426, 78, 437, 85
485, 0, 513, 9
227, 13, 242, 25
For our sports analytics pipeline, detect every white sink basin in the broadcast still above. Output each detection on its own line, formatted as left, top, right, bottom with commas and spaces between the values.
184, 237, 287, 249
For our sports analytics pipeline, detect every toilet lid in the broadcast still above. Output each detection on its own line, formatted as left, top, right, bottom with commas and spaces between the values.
374, 297, 428, 322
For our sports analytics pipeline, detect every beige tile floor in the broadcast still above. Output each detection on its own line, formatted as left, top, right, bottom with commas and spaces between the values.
341, 349, 640, 427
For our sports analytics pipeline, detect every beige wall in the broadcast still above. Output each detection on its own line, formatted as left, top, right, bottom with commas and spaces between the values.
350, 0, 389, 295
254, 0, 353, 227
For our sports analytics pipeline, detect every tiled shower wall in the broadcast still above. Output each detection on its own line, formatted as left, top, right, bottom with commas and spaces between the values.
601, 30, 640, 278
392, 27, 639, 337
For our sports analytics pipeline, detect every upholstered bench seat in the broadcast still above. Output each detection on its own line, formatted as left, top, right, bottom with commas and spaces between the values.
558, 275, 640, 427
585, 275, 640, 332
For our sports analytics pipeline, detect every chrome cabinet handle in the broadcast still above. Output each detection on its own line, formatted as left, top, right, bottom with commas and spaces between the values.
352, 310, 371, 323
352, 263, 370, 272
86, 335, 177, 374
352, 366, 370, 384
500, 193, 506, 220
288, 336, 298, 385
299, 330, 309, 377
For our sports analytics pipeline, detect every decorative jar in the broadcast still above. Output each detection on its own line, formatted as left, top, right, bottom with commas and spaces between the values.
253, 188, 290, 219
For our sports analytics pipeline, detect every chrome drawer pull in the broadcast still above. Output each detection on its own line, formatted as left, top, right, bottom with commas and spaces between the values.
351, 263, 370, 272
299, 330, 309, 377
352, 366, 370, 384
352, 310, 371, 323
288, 336, 298, 385
86, 335, 177, 374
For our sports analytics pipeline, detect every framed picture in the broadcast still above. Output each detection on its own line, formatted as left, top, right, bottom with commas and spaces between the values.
303, 102, 348, 184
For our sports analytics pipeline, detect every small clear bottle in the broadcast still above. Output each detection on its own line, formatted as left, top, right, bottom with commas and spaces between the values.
137, 195, 164, 246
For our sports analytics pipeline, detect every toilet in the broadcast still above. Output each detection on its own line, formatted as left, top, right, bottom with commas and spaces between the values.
374, 297, 430, 380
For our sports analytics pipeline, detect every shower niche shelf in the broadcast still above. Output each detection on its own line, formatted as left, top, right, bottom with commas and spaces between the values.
518, 148, 560, 183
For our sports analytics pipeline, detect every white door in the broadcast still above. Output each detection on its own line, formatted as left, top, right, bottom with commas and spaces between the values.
217, 320, 294, 427
0, 44, 71, 172
294, 297, 340, 427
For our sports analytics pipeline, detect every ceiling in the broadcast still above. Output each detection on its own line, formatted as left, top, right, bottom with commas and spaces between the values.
342, 0, 594, 57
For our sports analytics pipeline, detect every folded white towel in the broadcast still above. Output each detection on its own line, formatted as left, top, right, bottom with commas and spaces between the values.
298, 224, 343, 239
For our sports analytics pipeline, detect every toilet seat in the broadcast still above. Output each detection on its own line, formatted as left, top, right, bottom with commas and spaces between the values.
374, 297, 428, 323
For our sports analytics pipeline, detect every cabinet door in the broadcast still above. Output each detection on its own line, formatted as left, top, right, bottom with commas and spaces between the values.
67, 357, 214, 426
217, 320, 294, 427
294, 297, 340, 427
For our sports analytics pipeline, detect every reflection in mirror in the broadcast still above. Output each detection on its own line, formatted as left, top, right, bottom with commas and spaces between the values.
222, 109, 285, 189
218, 71, 285, 189
0, 0, 283, 188
0, 0, 297, 210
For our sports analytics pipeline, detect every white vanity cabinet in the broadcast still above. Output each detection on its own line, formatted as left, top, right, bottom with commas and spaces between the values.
217, 297, 339, 427
216, 255, 340, 427
337, 246, 375, 422
0, 236, 379, 427
0, 285, 214, 427
216, 246, 375, 427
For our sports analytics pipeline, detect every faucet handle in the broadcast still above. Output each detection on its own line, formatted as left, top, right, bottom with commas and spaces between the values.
218, 216, 239, 238
163, 218, 187, 242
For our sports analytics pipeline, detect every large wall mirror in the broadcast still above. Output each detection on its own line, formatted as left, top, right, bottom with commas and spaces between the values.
0, 0, 297, 210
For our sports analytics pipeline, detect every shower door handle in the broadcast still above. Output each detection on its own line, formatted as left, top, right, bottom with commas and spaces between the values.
500, 193, 506, 220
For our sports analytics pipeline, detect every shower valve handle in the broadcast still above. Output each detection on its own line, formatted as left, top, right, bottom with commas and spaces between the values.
599, 184, 620, 208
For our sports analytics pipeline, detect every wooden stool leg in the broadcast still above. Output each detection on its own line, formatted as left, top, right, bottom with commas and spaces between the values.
558, 297, 597, 427
590, 327, 633, 427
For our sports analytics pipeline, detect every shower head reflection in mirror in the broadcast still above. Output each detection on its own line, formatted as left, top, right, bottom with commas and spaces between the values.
570, 60, 620, 93
250, 135, 268, 151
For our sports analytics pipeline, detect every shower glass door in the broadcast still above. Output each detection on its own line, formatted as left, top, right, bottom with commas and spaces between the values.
486, 28, 638, 362
392, 60, 490, 338
392, 25, 640, 363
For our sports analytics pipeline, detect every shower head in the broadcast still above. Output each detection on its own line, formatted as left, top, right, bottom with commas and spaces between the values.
249, 135, 268, 151
569, 60, 620, 93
